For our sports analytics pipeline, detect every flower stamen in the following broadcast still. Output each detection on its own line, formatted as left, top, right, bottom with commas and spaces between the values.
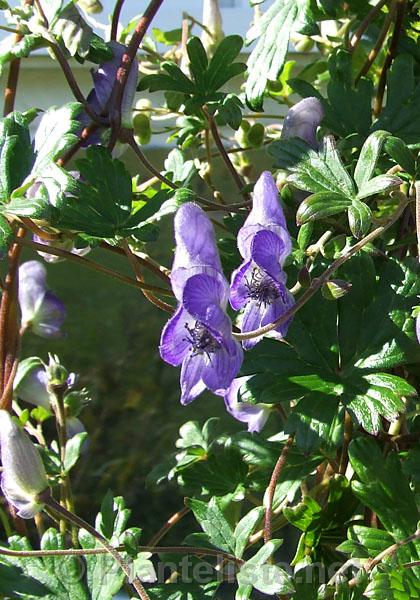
245, 267, 280, 307
184, 322, 220, 359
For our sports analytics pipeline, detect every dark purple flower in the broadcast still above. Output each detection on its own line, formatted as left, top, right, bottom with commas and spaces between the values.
223, 376, 270, 433
281, 97, 324, 149
416, 313, 420, 345
171, 202, 227, 301
18, 261, 66, 338
79, 41, 138, 143
237, 171, 291, 263
231, 230, 295, 349
160, 273, 243, 405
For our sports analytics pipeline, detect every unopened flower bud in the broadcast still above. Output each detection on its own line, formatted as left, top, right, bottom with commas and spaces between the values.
77, 0, 103, 13
281, 97, 324, 149
0, 410, 49, 518
297, 266, 311, 289
201, 0, 224, 55
46, 354, 69, 388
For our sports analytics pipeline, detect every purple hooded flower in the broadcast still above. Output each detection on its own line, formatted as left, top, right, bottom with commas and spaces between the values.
223, 376, 270, 433
14, 360, 50, 410
232, 172, 294, 349
160, 203, 242, 404
237, 171, 291, 262
281, 97, 324, 149
79, 41, 138, 143
0, 410, 49, 518
416, 313, 420, 345
18, 261, 66, 338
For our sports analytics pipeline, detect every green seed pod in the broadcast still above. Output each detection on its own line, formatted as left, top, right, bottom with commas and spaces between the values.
133, 113, 152, 146
77, 0, 103, 14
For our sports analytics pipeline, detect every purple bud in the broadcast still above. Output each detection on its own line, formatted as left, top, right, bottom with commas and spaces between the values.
18, 261, 66, 338
0, 410, 49, 518
223, 377, 270, 433
281, 97, 324, 149
14, 358, 50, 410
33, 235, 90, 264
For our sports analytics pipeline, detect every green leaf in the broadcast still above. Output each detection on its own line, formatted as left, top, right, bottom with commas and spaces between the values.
245, 0, 316, 110
337, 525, 394, 559
0, 561, 49, 597
186, 497, 235, 553
32, 103, 82, 177
356, 175, 402, 200
51, 3, 93, 57
206, 35, 245, 91
349, 438, 420, 555
270, 136, 355, 198
0, 33, 45, 69
7, 530, 89, 599
365, 567, 420, 600
297, 191, 352, 224
0, 111, 35, 202
187, 37, 208, 91
348, 199, 371, 238
354, 130, 390, 190
384, 136, 416, 176
148, 582, 220, 600
0, 214, 13, 257
63, 432, 88, 472
233, 506, 264, 558
152, 27, 182, 45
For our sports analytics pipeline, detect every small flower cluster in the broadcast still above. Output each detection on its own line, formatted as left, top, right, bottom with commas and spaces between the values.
160, 98, 324, 431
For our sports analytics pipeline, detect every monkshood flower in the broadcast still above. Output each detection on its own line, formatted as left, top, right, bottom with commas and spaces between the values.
79, 41, 138, 143
223, 376, 270, 433
232, 172, 294, 348
14, 359, 50, 410
0, 410, 49, 518
160, 203, 242, 404
237, 171, 292, 263
19, 261, 66, 338
281, 96, 324, 149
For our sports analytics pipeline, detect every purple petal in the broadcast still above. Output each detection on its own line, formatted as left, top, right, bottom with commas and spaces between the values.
261, 286, 295, 338
223, 376, 270, 433
230, 259, 253, 310
201, 337, 243, 393
241, 302, 263, 351
180, 352, 207, 405
31, 291, 66, 339
15, 367, 50, 410
251, 229, 289, 278
160, 306, 194, 366
416, 313, 420, 344
18, 261, 47, 324
171, 203, 224, 298
281, 97, 324, 149
238, 223, 291, 262
182, 273, 230, 334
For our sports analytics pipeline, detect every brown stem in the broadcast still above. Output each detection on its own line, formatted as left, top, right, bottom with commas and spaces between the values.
147, 506, 190, 547
415, 182, 420, 258
121, 240, 174, 313
264, 435, 294, 544
14, 237, 173, 296
233, 196, 408, 341
374, 0, 407, 116
19, 217, 61, 241
204, 107, 248, 198
348, 0, 389, 52
3, 59, 21, 117
107, 0, 165, 149
100, 242, 171, 284
110, 0, 125, 41
44, 493, 151, 600
338, 411, 353, 476
355, 3, 396, 83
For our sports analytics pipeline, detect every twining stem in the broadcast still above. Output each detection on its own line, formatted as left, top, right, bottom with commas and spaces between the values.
121, 240, 174, 313
0, 541, 243, 565
43, 492, 151, 600
233, 197, 408, 341
374, 0, 407, 116
264, 434, 294, 544
14, 237, 173, 297
355, 2, 396, 83
107, 0, 165, 148
348, 0, 389, 52
203, 107, 248, 198
110, 0, 126, 41
147, 505, 190, 547
100, 242, 171, 284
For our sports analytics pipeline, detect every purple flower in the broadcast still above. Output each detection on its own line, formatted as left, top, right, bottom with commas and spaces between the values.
160, 273, 243, 405
416, 313, 420, 344
281, 97, 324, 149
14, 360, 50, 410
231, 230, 295, 349
160, 203, 242, 404
171, 202, 227, 301
0, 410, 49, 518
237, 171, 291, 262
223, 376, 270, 433
79, 41, 138, 143
18, 261, 66, 338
